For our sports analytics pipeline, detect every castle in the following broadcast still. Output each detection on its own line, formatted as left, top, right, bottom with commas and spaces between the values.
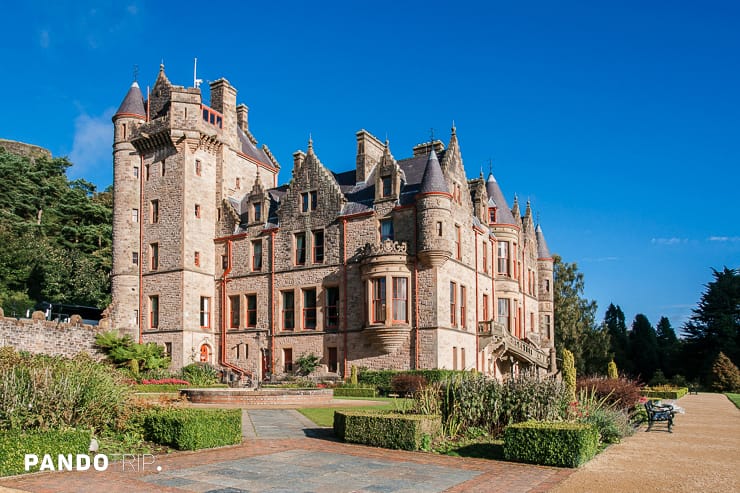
110, 65, 556, 381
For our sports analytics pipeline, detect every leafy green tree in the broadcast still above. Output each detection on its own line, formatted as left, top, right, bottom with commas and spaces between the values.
581, 323, 612, 376
683, 267, 740, 382
629, 314, 659, 382
604, 303, 631, 374
553, 255, 605, 374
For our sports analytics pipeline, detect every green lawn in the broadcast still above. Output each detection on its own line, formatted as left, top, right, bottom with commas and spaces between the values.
298, 397, 411, 427
726, 393, 740, 409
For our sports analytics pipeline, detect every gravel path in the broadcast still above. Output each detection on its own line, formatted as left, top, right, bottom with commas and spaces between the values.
551, 392, 740, 492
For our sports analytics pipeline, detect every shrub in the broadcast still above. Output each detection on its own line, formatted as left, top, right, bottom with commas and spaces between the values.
570, 388, 633, 444
607, 360, 618, 379
143, 408, 241, 450
95, 332, 170, 376
0, 349, 130, 433
562, 349, 576, 402
0, 428, 92, 476
140, 378, 190, 385
576, 376, 642, 412
334, 410, 441, 451
333, 387, 377, 398
350, 365, 358, 385
296, 352, 320, 376
503, 421, 599, 467
641, 387, 688, 400
711, 352, 740, 392
180, 363, 220, 386
391, 374, 427, 396
358, 369, 470, 394
649, 369, 669, 386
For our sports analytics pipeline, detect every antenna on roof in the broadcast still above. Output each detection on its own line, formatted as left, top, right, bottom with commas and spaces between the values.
193, 58, 203, 89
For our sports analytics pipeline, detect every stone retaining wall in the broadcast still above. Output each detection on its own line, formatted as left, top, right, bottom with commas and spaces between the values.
182, 388, 334, 406
0, 316, 104, 359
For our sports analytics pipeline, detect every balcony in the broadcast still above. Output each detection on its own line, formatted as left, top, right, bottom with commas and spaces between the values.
478, 320, 549, 368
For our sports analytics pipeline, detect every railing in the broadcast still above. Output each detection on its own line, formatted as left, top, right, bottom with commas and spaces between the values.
478, 320, 548, 368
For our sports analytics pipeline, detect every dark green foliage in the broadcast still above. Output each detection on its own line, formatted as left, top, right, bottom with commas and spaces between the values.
683, 268, 740, 382
358, 369, 470, 394
656, 317, 681, 377
143, 408, 241, 450
605, 303, 632, 375
95, 331, 170, 376
180, 363, 220, 386
629, 314, 659, 382
711, 352, 740, 392
562, 348, 576, 401
503, 421, 599, 467
0, 348, 130, 432
0, 148, 112, 311
333, 387, 377, 398
0, 428, 92, 476
295, 352, 320, 376
640, 388, 689, 399
333, 411, 441, 451
576, 376, 642, 412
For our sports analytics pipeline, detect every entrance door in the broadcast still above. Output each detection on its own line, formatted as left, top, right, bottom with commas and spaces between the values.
200, 344, 211, 363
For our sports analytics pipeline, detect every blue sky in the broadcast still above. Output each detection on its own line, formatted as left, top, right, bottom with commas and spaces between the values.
1, 1, 738, 331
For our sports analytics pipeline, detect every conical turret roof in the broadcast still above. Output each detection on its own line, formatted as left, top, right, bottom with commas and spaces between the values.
419, 150, 449, 195
115, 81, 145, 118
535, 224, 552, 259
485, 173, 515, 224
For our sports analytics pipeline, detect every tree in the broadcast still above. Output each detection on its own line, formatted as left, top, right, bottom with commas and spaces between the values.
683, 267, 740, 382
710, 352, 740, 392
553, 255, 605, 374
604, 303, 631, 374
629, 314, 659, 382
656, 316, 681, 377
608, 360, 618, 379
562, 348, 576, 402
581, 323, 612, 376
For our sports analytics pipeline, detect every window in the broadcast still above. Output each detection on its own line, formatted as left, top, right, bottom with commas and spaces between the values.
455, 225, 462, 260
132, 252, 139, 265
303, 288, 317, 330
134, 309, 139, 326
381, 176, 392, 197
161, 159, 166, 176
252, 240, 262, 271
313, 230, 324, 263
150, 200, 159, 223
150, 243, 159, 270
482, 241, 488, 273
221, 255, 229, 270
327, 347, 338, 373
301, 191, 318, 212
282, 291, 295, 330
437, 221, 443, 236
236, 177, 241, 189
200, 344, 211, 363
498, 298, 509, 330
253, 202, 261, 222
545, 314, 551, 334
372, 278, 386, 323
460, 285, 467, 329
246, 294, 257, 327
489, 207, 497, 223
450, 282, 457, 327
164, 342, 172, 357
295, 233, 306, 265
380, 219, 394, 241
325, 287, 339, 329
199, 297, 211, 328
195, 204, 201, 218
392, 277, 408, 323
545, 279, 550, 293
283, 348, 293, 373
194, 251, 200, 267
149, 295, 159, 328
195, 160, 202, 176
132, 208, 139, 222
498, 241, 509, 276
133, 166, 139, 178
229, 295, 240, 329
482, 294, 489, 321
145, 164, 150, 180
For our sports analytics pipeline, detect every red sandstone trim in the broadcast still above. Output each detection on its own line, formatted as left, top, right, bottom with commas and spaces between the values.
112, 113, 146, 121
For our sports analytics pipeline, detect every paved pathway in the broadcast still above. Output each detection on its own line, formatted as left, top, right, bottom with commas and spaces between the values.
242, 409, 325, 439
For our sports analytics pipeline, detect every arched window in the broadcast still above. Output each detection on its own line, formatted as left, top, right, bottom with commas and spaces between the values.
199, 344, 211, 363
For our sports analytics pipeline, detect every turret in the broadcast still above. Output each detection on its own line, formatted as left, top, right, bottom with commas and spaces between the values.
535, 224, 555, 371
111, 80, 146, 335
416, 150, 452, 267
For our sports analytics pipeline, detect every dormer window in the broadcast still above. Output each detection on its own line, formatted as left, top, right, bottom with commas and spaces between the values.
253, 202, 262, 222
489, 207, 497, 224
381, 176, 392, 197
301, 191, 317, 213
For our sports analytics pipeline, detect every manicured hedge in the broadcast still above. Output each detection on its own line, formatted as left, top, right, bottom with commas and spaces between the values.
334, 411, 441, 451
503, 421, 599, 468
641, 388, 688, 400
358, 370, 471, 395
333, 387, 377, 398
0, 429, 92, 477
133, 384, 228, 393
143, 408, 241, 450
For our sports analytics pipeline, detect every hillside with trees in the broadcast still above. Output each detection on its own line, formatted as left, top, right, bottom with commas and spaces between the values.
0, 146, 112, 316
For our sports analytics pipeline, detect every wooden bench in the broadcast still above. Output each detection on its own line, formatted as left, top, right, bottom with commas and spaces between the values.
645, 400, 675, 432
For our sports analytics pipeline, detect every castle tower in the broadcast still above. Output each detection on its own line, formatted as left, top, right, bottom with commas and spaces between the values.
111, 81, 146, 336
535, 224, 556, 371
416, 150, 452, 267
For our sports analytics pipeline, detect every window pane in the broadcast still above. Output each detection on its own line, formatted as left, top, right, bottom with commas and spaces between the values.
252, 241, 262, 270
247, 295, 257, 327
373, 278, 386, 322
313, 231, 324, 263
296, 234, 306, 264
283, 292, 294, 330
326, 287, 339, 329
380, 220, 393, 241
392, 277, 407, 323
303, 289, 317, 329
229, 295, 240, 328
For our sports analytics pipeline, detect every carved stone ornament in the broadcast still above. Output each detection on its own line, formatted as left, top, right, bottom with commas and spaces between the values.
362, 240, 408, 257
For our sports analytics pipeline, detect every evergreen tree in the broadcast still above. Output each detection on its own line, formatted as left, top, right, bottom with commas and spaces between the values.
683, 267, 740, 382
553, 255, 602, 374
656, 316, 681, 377
581, 323, 612, 376
629, 314, 659, 382
710, 352, 740, 392
604, 303, 631, 374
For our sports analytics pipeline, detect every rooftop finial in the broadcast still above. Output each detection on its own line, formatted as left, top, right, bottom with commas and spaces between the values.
133, 64, 139, 82
430, 127, 435, 144
307, 133, 313, 153
160, 59, 164, 71
451, 120, 456, 135
489, 158, 493, 176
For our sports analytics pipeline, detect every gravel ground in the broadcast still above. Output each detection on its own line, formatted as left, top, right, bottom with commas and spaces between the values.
550, 392, 740, 492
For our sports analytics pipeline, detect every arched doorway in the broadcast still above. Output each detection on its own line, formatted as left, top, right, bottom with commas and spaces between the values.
199, 343, 212, 363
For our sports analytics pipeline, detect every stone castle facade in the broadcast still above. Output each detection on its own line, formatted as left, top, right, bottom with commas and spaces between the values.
110, 66, 556, 381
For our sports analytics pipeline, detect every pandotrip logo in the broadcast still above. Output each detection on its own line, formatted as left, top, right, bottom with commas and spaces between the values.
24, 454, 160, 473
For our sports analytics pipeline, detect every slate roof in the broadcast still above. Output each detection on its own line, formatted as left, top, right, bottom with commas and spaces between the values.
115, 82, 146, 117
237, 127, 273, 167
485, 173, 516, 225
419, 150, 449, 195
535, 224, 552, 259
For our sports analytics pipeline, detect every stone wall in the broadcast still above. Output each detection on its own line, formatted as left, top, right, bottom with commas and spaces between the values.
0, 317, 104, 359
